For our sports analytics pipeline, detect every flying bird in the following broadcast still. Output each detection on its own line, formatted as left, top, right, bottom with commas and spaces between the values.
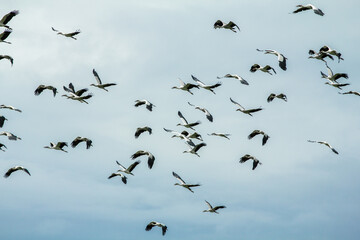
4, 166, 30, 178
145, 222, 167, 236
248, 130, 269, 145
135, 126, 152, 139
62, 83, 93, 104
163, 128, 196, 147
240, 154, 262, 170
230, 97, 263, 116
183, 142, 207, 157
71, 137, 93, 149
0, 55, 13, 66
0, 131, 21, 140
267, 93, 287, 102
52, 27, 81, 40
214, 20, 240, 32
339, 91, 360, 96
0, 29, 12, 44
0, 143, 6, 152
44, 142, 68, 153
320, 64, 348, 83
203, 200, 226, 214
207, 133, 230, 140
172, 78, 199, 95
308, 50, 334, 63
325, 81, 350, 90
307, 140, 339, 154
107, 172, 127, 184
250, 64, 276, 75
0, 104, 21, 112
0, 10, 19, 29
191, 75, 222, 94
134, 99, 155, 112
188, 102, 213, 122
217, 74, 249, 85
116, 160, 140, 176
256, 49, 287, 71
91, 69, 117, 91
172, 171, 200, 193
131, 150, 155, 169
319, 46, 343, 62
177, 111, 201, 130
34, 85, 58, 97
292, 4, 324, 16
0, 115, 7, 128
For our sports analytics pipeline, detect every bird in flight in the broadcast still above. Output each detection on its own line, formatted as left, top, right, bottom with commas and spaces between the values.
217, 74, 249, 85
207, 133, 230, 140
131, 150, 155, 169
308, 50, 334, 63
71, 137, 93, 149
188, 102, 213, 122
292, 4, 324, 16
0, 131, 21, 141
172, 78, 199, 95
320, 64, 348, 83
256, 49, 287, 71
177, 111, 201, 130
145, 221, 167, 236
250, 64, 276, 75
248, 130, 269, 145
0, 115, 7, 128
163, 128, 196, 147
240, 154, 262, 170
4, 166, 31, 178
52, 27, 81, 40
191, 75, 222, 94
0, 10, 19, 30
0, 55, 13, 66
62, 83, 93, 104
319, 46, 343, 62
135, 126, 152, 139
203, 200, 226, 214
230, 97, 263, 116
267, 93, 287, 103
44, 142, 68, 153
0, 104, 22, 112
172, 171, 200, 193
134, 99, 155, 112
91, 69, 117, 91
339, 91, 360, 97
108, 171, 127, 184
34, 85, 58, 97
307, 140, 339, 154
115, 160, 140, 176
214, 20, 240, 32
183, 142, 207, 157
0, 143, 6, 152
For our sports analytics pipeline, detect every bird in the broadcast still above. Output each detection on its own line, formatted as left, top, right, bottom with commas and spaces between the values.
339, 91, 360, 96
107, 172, 127, 184
0, 131, 21, 140
134, 99, 155, 112
4, 166, 31, 178
256, 49, 287, 71
203, 200, 226, 214
71, 137, 93, 149
292, 4, 324, 16
0, 115, 7, 128
191, 75, 222, 94
217, 74, 249, 85
52, 27, 81, 40
163, 128, 196, 147
135, 126, 152, 139
44, 142, 68, 153
62, 83, 93, 104
63, 83, 88, 97
214, 20, 240, 32
308, 50, 334, 63
207, 133, 230, 140
91, 69, 117, 91
145, 221, 167, 236
230, 97, 263, 116
62, 93, 93, 104
115, 160, 140, 175
250, 64, 276, 75
131, 150, 155, 169
325, 81, 350, 90
307, 140, 338, 154
177, 111, 201, 130
319, 46, 343, 62
0, 29, 12, 44
188, 102, 213, 122
183, 142, 207, 157
172, 171, 200, 193
320, 64, 348, 83
0, 104, 21, 112
0, 55, 13, 66
186, 131, 203, 141
34, 85, 58, 97
267, 93, 287, 102
0, 143, 6, 151
172, 78, 199, 95
0, 10, 19, 29
240, 154, 262, 170
248, 130, 270, 145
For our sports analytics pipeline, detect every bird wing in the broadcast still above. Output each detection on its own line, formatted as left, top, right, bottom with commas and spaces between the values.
205, 200, 213, 209
147, 154, 155, 169
188, 102, 195, 107
172, 171, 186, 184
229, 97, 244, 111
161, 226, 167, 236
252, 160, 261, 170
4, 168, 15, 178
85, 139, 92, 149
0, 29, 12, 41
22, 168, 31, 176
67, 30, 81, 37
193, 143, 206, 152
248, 130, 261, 139
56, 142, 68, 148
213, 205, 226, 211
75, 88, 88, 96
267, 94, 276, 102
127, 160, 140, 173
228, 21, 240, 31
51, 27, 60, 33
214, 20, 223, 28
145, 102, 154, 111
131, 150, 146, 159
247, 107, 263, 113
326, 64, 334, 77
92, 69, 102, 84
116, 161, 126, 171
262, 134, 269, 145
34, 85, 45, 96
278, 54, 287, 70
71, 137, 82, 148
333, 73, 348, 81
209, 82, 222, 89
145, 222, 155, 231
178, 111, 188, 125
191, 75, 205, 86
204, 109, 213, 122
293, 5, 311, 13
134, 100, 145, 107
135, 128, 146, 138
0, 10, 19, 25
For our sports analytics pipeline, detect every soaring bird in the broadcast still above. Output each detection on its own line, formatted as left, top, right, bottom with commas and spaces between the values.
203, 200, 226, 214
183, 142, 207, 157
307, 140, 338, 154
163, 128, 196, 147
0, 10, 19, 29
207, 133, 230, 140
325, 81, 350, 90
188, 102, 213, 122
230, 97, 263, 116
319, 46, 343, 62
131, 150, 155, 169
0, 143, 6, 152
0, 115, 7, 128
293, 4, 324, 16
134, 99, 155, 112
267, 93, 287, 102
0, 131, 21, 140
172, 171, 200, 193
63, 83, 88, 97
217, 74, 249, 85
135, 127, 152, 139
308, 50, 334, 63
91, 69, 117, 91
248, 130, 269, 145
339, 91, 360, 96
62, 83, 93, 104
320, 64, 348, 83
0, 29, 12, 44
0, 55, 13, 66
250, 64, 276, 75
145, 222, 167, 236
240, 154, 262, 170
191, 75, 222, 94
34, 85, 58, 97
177, 111, 201, 130
71, 137, 93, 149
172, 78, 199, 95
0, 104, 21, 112
44, 142, 68, 153
256, 49, 287, 71
4, 166, 30, 178
214, 20, 240, 32
116, 160, 140, 176
107, 172, 127, 184
52, 27, 81, 40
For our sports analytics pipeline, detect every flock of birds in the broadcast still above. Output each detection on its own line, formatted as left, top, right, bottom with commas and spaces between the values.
0, 3, 357, 237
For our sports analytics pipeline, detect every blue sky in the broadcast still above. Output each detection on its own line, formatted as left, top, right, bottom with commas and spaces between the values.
1, 0, 360, 239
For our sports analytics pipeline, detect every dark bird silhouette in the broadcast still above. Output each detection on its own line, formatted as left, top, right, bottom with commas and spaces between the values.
71, 137, 93, 149
0, 55, 13, 66
240, 154, 262, 170
0, 10, 19, 29
4, 166, 30, 178
34, 85, 58, 97
248, 130, 269, 145
131, 150, 155, 169
250, 64, 276, 75
267, 93, 287, 102
145, 222, 167, 236
91, 69, 117, 91
256, 49, 287, 71
135, 127, 152, 139
214, 20, 240, 32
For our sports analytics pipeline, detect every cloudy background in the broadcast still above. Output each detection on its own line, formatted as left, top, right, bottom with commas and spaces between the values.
1, 0, 360, 239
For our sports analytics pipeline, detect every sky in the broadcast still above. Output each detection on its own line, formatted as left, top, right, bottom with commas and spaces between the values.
1, 0, 360, 239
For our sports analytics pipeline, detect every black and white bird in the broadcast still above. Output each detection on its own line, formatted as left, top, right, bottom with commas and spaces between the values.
145, 222, 167, 236
183, 142, 207, 157
319, 46, 343, 62
217, 74, 249, 85
135, 127, 152, 139
214, 20, 240, 32
248, 130, 269, 145
177, 111, 201, 130
62, 83, 93, 104
0, 55, 13, 66
4, 166, 30, 178
131, 150, 155, 169
172, 78, 199, 95
0, 131, 21, 140
0, 10, 19, 29
240, 154, 262, 170
0, 104, 21, 112
172, 171, 200, 193
134, 99, 155, 111
207, 133, 230, 140
325, 81, 350, 90
0, 115, 7, 128
191, 75, 222, 94
116, 160, 140, 176
0, 143, 6, 152
339, 91, 360, 96
91, 69, 117, 91
320, 64, 348, 83
34, 85, 58, 97
250, 64, 276, 75
44, 142, 68, 153
52, 27, 81, 40
163, 128, 196, 147
267, 93, 287, 102
107, 172, 127, 184
293, 4, 324, 16
71, 137, 93, 149
203, 200, 226, 214
0, 29, 12, 44
256, 49, 287, 71
230, 98, 263, 116
308, 50, 334, 63
188, 102, 213, 122
307, 140, 339, 154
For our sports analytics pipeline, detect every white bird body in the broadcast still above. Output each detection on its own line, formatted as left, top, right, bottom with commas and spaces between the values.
191, 75, 222, 94
172, 78, 199, 95
163, 128, 196, 147
256, 49, 287, 71
91, 69, 116, 91
307, 140, 338, 154
203, 200, 226, 214
293, 4, 324, 16
217, 74, 249, 85
0, 131, 21, 140
52, 27, 81, 40
172, 171, 200, 193
44, 142, 68, 153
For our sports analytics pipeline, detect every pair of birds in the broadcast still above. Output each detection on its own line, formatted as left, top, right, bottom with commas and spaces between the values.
250, 49, 287, 75
44, 137, 92, 153
108, 160, 141, 184
308, 46, 343, 63
0, 10, 19, 45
